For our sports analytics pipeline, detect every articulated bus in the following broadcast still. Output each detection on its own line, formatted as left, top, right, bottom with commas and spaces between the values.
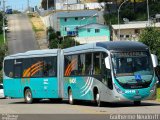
3, 49, 63, 103
3, 41, 158, 106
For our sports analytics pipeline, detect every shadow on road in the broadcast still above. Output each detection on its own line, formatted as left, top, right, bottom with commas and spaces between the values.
8, 99, 160, 108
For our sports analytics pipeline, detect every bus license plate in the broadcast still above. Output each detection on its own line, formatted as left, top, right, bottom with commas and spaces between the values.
134, 95, 141, 99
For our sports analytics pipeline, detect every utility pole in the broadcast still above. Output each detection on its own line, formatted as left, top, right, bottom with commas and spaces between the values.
27, 0, 29, 13
118, 0, 128, 40
147, 0, 150, 24
2, 0, 6, 43
47, 0, 48, 14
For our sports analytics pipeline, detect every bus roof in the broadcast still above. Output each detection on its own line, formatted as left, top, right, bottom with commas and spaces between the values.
64, 41, 149, 54
96, 41, 149, 52
4, 49, 59, 59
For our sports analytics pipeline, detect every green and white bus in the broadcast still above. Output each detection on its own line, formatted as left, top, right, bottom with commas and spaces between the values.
3, 41, 158, 106
62, 41, 158, 106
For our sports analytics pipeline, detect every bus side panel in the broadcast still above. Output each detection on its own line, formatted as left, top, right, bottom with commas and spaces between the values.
63, 76, 94, 101
3, 78, 15, 97
4, 78, 23, 98
22, 77, 59, 98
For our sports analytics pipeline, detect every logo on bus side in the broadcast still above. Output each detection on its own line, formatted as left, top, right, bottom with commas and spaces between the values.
69, 78, 76, 84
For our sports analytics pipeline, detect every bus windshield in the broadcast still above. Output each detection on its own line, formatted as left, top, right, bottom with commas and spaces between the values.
111, 51, 154, 89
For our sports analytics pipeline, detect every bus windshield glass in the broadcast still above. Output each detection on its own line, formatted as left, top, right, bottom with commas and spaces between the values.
111, 51, 154, 89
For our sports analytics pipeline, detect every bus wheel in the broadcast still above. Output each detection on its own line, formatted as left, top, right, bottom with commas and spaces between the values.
96, 92, 103, 107
68, 89, 74, 105
134, 101, 141, 106
50, 98, 62, 103
24, 89, 33, 104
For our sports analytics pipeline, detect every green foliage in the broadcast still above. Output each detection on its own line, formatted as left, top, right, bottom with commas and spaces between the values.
102, 1, 160, 24
0, 34, 4, 45
0, 70, 2, 83
0, 44, 7, 83
157, 87, 160, 101
0, 12, 3, 34
104, 13, 118, 25
0, 44, 7, 69
47, 27, 80, 49
61, 37, 80, 49
139, 27, 160, 61
12, 10, 21, 14
0, 12, 7, 83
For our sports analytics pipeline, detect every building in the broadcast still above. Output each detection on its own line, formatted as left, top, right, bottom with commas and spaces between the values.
112, 21, 160, 41
75, 23, 110, 44
40, 0, 105, 11
41, 10, 105, 36
41, 0, 55, 10
57, 10, 98, 37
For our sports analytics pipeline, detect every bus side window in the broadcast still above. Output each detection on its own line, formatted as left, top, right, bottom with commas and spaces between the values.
30, 58, 43, 78
101, 53, 113, 90
22, 58, 31, 78
43, 57, 57, 77
4, 59, 14, 78
14, 59, 22, 78
70, 55, 78, 76
64, 56, 72, 76
85, 53, 92, 75
93, 52, 101, 75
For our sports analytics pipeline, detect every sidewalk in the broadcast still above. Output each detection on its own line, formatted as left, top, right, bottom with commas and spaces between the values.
28, 13, 48, 49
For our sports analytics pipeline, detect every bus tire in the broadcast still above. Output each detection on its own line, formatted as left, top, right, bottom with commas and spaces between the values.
50, 98, 62, 103
96, 92, 103, 107
24, 88, 33, 104
68, 89, 74, 105
134, 101, 141, 106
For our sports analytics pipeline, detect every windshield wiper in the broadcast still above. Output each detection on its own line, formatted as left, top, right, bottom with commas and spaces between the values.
132, 79, 148, 84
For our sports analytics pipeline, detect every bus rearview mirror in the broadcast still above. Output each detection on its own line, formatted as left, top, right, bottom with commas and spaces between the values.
105, 57, 111, 69
151, 54, 158, 68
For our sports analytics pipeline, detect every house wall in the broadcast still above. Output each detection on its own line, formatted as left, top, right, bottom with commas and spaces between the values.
112, 28, 142, 41
55, 2, 105, 10
59, 17, 97, 36
76, 27, 110, 44
75, 36, 109, 44
40, 13, 60, 31
78, 28, 110, 38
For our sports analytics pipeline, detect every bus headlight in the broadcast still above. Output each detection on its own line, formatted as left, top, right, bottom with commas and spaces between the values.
150, 84, 156, 93
114, 84, 124, 94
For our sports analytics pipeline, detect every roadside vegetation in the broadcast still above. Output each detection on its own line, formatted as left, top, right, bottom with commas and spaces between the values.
99, 0, 160, 24
139, 27, 160, 101
0, 12, 7, 83
139, 27, 160, 60
28, 13, 48, 49
47, 27, 80, 49
157, 85, 160, 101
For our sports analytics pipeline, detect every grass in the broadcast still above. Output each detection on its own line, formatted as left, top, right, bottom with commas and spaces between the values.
157, 86, 160, 101
0, 34, 4, 45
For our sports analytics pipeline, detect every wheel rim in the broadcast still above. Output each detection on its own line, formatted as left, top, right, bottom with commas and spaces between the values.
69, 90, 73, 104
96, 93, 101, 106
96, 93, 100, 103
26, 90, 31, 102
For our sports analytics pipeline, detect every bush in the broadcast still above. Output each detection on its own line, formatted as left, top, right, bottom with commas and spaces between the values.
47, 27, 80, 49
61, 37, 80, 49
0, 70, 2, 83
139, 27, 160, 61
0, 44, 7, 70
0, 44, 7, 83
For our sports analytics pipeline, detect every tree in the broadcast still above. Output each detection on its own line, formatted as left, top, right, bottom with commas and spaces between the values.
47, 26, 80, 49
61, 37, 80, 49
139, 27, 160, 61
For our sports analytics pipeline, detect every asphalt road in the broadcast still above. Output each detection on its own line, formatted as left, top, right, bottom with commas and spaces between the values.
0, 99, 160, 114
7, 14, 38, 55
